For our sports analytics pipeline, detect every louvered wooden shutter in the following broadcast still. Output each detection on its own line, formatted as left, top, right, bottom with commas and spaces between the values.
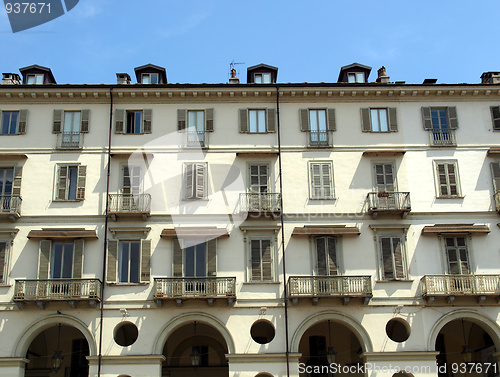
380, 237, 394, 279
140, 239, 151, 282
250, 239, 261, 281
207, 239, 217, 276
261, 239, 272, 281
299, 109, 310, 131
57, 166, 68, 200
107, 240, 118, 283
173, 239, 182, 277
448, 107, 458, 129
266, 108, 276, 132
392, 237, 405, 279
185, 164, 194, 199
0, 243, 6, 283
143, 109, 152, 133
239, 109, 248, 133
327, 109, 336, 131
205, 108, 214, 132
195, 163, 205, 199
73, 239, 84, 279
177, 109, 187, 131
490, 106, 500, 130
76, 165, 86, 200
361, 108, 371, 132
18, 110, 28, 134
327, 237, 338, 276
310, 164, 322, 199
115, 109, 125, 134
12, 167, 22, 196
0, 111, 2, 131
421, 107, 432, 130
316, 237, 327, 275
38, 240, 51, 279
388, 108, 398, 132
491, 162, 500, 193
53, 110, 63, 133
80, 109, 90, 133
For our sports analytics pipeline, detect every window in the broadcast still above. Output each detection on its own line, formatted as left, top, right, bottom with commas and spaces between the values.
444, 236, 470, 274
309, 162, 334, 199
314, 237, 338, 275
0, 241, 9, 284
26, 74, 44, 85
299, 109, 335, 146
114, 109, 152, 134
0, 110, 27, 135
55, 165, 86, 201
141, 73, 158, 84
492, 163, 500, 210
107, 238, 151, 283
53, 110, 89, 136
178, 109, 214, 133
434, 161, 461, 198
373, 163, 395, 192
421, 107, 458, 145
51, 241, 74, 279
38, 239, 84, 280
127, 111, 143, 134
361, 108, 398, 132
172, 238, 217, 277
250, 238, 274, 281
378, 236, 406, 280
239, 109, 276, 133
185, 163, 206, 200
348, 72, 365, 83
491, 106, 500, 130
0, 167, 22, 212
254, 73, 271, 84
119, 241, 141, 283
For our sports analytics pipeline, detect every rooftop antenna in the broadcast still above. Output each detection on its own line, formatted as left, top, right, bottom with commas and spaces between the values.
229, 59, 245, 78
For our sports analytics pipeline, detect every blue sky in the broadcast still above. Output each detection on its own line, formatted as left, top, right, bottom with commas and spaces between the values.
1, 0, 499, 85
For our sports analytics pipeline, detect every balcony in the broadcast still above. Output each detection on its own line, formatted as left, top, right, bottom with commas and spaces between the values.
108, 193, 151, 221
57, 131, 83, 149
307, 130, 332, 148
288, 276, 372, 305
421, 275, 500, 303
240, 193, 281, 217
429, 129, 456, 146
153, 277, 236, 306
495, 191, 500, 212
185, 130, 208, 148
366, 192, 411, 218
0, 195, 21, 222
14, 279, 102, 309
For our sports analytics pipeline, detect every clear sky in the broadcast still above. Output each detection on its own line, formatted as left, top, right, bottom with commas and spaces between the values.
1, 0, 499, 85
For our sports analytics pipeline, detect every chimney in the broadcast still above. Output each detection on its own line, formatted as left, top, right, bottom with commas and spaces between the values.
376, 66, 390, 83
229, 68, 239, 84
2, 73, 21, 85
116, 73, 131, 85
481, 72, 500, 84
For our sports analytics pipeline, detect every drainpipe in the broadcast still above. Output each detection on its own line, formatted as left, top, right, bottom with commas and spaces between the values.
98, 87, 113, 376
276, 84, 290, 377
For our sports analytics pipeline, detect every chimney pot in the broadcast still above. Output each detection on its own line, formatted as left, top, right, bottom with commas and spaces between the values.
229, 68, 239, 84
376, 66, 390, 83
2, 73, 21, 85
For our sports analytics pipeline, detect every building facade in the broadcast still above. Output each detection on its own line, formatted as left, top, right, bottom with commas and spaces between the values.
0, 63, 499, 377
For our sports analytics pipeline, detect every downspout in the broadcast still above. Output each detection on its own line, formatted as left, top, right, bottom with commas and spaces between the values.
276, 85, 290, 377
98, 87, 113, 376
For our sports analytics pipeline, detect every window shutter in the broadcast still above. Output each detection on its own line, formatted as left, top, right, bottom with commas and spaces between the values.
0, 111, 2, 131
490, 106, 500, 130
57, 166, 68, 200
299, 109, 310, 131
310, 163, 322, 199
327, 109, 336, 131
239, 109, 248, 133
446, 163, 458, 196
261, 239, 272, 281
421, 107, 432, 130
185, 164, 194, 199
177, 109, 187, 131
380, 237, 394, 279
327, 237, 338, 276
38, 240, 51, 279
140, 239, 151, 282
316, 237, 327, 275
107, 240, 118, 283
18, 110, 28, 134
195, 163, 205, 199
266, 108, 276, 132
76, 165, 86, 200
448, 107, 458, 129
73, 239, 84, 279
143, 109, 152, 133
251, 240, 261, 281
80, 109, 90, 133
12, 167, 22, 196
115, 109, 125, 134
361, 108, 371, 132
388, 108, 398, 132
205, 108, 214, 132
173, 239, 182, 277
207, 239, 217, 276
322, 164, 332, 198
0, 243, 5, 283
491, 162, 500, 193
392, 237, 405, 279
53, 110, 63, 133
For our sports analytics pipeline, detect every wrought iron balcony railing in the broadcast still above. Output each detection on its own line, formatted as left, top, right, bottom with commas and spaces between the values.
421, 275, 500, 299
367, 192, 411, 217
240, 193, 281, 214
430, 129, 456, 146
14, 279, 102, 306
0, 195, 21, 219
57, 131, 83, 149
108, 194, 151, 217
495, 191, 500, 212
288, 276, 372, 304
185, 130, 208, 148
153, 277, 236, 303
307, 130, 332, 147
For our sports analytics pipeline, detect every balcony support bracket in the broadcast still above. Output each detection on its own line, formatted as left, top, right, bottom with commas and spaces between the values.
343, 297, 350, 306
36, 301, 46, 310
15, 302, 24, 310
291, 298, 298, 306
176, 299, 183, 307
207, 298, 214, 307
446, 295, 456, 304
477, 295, 486, 304
68, 300, 77, 309
89, 300, 98, 308
311, 297, 319, 305
363, 297, 371, 305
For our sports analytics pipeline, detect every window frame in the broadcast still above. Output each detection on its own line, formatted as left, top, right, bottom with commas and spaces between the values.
377, 234, 408, 281
121, 164, 143, 196
308, 161, 335, 200
1, 111, 19, 135
50, 241, 75, 279
348, 72, 365, 83
433, 160, 462, 198
312, 236, 342, 276
54, 164, 86, 201
0, 240, 11, 285
372, 161, 397, 192
254, 73, 271, 84
441, 235, 473, 275
27, 74, 44, 85
118, 240, 141, 283
125, 110, 144, 134
248, 162, 271, 193
182, 239, 208, 277
141, 73, 159, 84
370, 108, 389, 132
248, 236, 275, 282
490, 106, 500, 131
248, 109, 267, 133
184, 162, 207, 200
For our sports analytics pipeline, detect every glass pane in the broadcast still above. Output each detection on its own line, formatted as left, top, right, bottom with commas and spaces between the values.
142, 75, 150, 84
62, 243, 73, 278
263, 73, 271, 84
9, 112, 18, 134
379, 109, 388, 131
185, 245, 195, 277
347, 73, 355, 83
27, 76, 35, 85
151, 74, 159, 84
3, 169, 12, 195
249, 110, 257, 133
370, 109, 380, 132
134, 111, 142, 134
35, 75, 44, 84
1, 113, 10, 135
126, 112, 135, 134
130, 242, 140, 283
309, 110, 318, 132
52, 243, 63, 278
196, 111, 204, 132
64, 112, 73, 133
317, 110, 326, 131
356, 72, 364, 83
255, 74, 262, 84
195, 243, 206, 277
257, 110, 266, 132
68, 167, 78, 200
119, 242, 129, 283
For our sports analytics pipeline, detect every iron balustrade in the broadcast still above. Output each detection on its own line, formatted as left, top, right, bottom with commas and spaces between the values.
240, 193, 281, 213
186, 130, 208, 148
108, 194, 151, 213
430, 129, 456, 146
367, 192, 411, 212
421, 275, 500, 296
0, 195, 21, 215
495, 191, 500, 212
57, 131, 83, 149
288, 276, 372, 298
14, 279, 102, 301
307, 130, 332, 147
153, 277, 236, 299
